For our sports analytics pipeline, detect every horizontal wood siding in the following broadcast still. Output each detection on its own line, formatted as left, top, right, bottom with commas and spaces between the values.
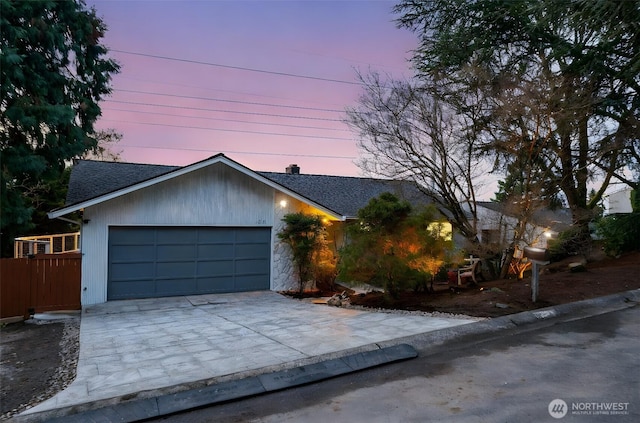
0, 254, 81, 320
80, 163, 276, 305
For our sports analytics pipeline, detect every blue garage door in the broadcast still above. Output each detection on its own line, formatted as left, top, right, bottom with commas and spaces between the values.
108, 227, 271, 300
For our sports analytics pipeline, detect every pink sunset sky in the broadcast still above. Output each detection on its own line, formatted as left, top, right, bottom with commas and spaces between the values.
86, 0, 418, 176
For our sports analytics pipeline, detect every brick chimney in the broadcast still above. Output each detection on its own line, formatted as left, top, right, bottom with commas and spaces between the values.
285, 164, 300, 175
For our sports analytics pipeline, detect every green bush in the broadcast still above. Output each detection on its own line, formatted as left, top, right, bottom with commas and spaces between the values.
596, 212, 640, 256
548, 226, 591, 261
338, 193, 453, 297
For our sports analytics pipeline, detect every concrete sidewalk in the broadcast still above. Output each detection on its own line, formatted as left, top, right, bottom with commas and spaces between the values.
21, 291, 478, 417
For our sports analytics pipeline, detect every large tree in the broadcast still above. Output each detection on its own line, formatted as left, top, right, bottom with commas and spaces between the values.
395, 0, 640, 243
345, 72, 486, 243
1, 0, 119, 256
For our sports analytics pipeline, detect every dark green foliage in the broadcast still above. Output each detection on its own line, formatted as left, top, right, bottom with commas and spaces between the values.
596, 213, 640, 257
277, 213, 326, 293
1, 0, 119, 256
395, 0, 640, 243
356, 192, 411, 232
338, 193, 453, 297
631, 189, 640, 213
548, 226, 592, 261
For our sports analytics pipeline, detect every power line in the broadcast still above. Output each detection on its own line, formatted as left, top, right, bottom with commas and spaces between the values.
116, 74, 348, 108
111, 49, 361, 86
102, 107, 349, 132
100, 119, 354, 141
104, 100, 344, 122
114, 89, 344, 113
118, 144, 357, 160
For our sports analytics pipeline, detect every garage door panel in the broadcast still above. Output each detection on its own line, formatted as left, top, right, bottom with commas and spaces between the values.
108, 226, 270, 300
156, 228, 197, 244
109, 280, 155, 300
197, 244, 234, 259
110, 245, 155, 262
196, 260, 234, 276
235, 243, 269, 258
235, 275, 270, 291
156, 261, 196, 278
197, 277, 235, 293
235, 258, 270, 274
198, 229, 235, 243
110, 262, 155, 281
156, 279, 197, 296
157, 244, 196, 261
111, 227, 156, 244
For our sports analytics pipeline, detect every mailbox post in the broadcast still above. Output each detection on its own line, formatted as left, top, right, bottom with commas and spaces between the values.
523, 246, 550, 302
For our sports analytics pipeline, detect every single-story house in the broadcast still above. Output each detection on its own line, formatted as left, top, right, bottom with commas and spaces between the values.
49, 154, 432, 306
474, 201, 573, 250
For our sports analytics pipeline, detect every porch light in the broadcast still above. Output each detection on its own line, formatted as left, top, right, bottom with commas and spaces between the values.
279, 200, 288, 208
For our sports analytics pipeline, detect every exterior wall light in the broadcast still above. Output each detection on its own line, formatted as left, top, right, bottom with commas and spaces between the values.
279, 199, 288, 208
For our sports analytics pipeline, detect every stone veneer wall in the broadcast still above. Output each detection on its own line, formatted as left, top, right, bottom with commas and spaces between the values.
271, 194, 341, 292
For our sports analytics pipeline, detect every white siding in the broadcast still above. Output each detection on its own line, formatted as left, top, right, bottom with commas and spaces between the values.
80, 163, 276, 305
606, 188, 633, 215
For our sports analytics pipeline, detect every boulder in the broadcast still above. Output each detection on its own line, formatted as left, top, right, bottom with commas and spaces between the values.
327, 294, 342, 307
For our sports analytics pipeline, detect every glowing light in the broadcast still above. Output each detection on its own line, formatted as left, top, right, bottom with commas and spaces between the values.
279, 199, 288, 208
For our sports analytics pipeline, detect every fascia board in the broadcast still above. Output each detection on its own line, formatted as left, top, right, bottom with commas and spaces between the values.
48, 155, 345, 221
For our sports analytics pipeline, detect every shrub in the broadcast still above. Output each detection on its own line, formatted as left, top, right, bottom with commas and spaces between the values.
338, 193, 453, 297
596, 213, 640, 257
277, 213, 325, 293
548, 226, 591, 261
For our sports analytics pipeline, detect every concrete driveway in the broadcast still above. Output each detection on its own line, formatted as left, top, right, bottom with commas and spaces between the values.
24, 291, 477, 415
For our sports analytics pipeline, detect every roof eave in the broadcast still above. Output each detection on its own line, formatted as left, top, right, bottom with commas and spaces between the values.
48, 155, 344, 221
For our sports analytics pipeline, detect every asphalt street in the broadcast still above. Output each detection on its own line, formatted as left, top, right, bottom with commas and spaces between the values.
153, 305, 640, 423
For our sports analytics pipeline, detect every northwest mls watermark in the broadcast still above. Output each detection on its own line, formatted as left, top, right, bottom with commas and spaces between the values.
548, 398, 631, 419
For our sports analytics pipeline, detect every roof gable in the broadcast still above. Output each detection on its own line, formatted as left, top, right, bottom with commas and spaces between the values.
50, 155, 433, 220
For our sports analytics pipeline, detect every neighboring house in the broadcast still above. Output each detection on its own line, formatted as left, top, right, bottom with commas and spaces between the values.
605, 187, 634, 215
475, 201, 573, 250
49, 154, 433, 306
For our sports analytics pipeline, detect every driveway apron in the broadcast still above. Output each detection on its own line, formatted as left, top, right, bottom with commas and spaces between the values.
24, 291, 476, 414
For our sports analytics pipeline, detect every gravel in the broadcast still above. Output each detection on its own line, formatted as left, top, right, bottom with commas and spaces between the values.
0, 316, 80, 420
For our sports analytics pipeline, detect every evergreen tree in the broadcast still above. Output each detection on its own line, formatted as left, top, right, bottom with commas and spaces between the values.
395, 0, 640, 248
1, 0, 119, 256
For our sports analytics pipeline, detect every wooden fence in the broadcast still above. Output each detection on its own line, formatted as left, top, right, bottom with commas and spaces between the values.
0, 253, 81, 320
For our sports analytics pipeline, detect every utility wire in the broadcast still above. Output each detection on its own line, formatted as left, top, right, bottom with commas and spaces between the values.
104, 100, 344, 122
118, 144, 357, 160
102, 107, 349, 132
114, 89, 344, 113
111, 49, 361, 86
117, 74, 348, 108
100, 119, 354, 141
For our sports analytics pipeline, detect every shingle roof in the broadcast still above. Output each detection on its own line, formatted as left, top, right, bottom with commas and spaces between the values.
65, 160, 179, 205
64, 159, 432, 218
258, 172, 430, 217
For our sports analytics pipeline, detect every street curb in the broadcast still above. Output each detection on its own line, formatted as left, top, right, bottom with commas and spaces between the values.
376, 288, 640, 353
14, 344, 419, 423
13, 289, 639, 423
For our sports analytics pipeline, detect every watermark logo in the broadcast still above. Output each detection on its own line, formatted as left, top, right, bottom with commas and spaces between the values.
549, 399, 568, 419
548, 398, 630, 418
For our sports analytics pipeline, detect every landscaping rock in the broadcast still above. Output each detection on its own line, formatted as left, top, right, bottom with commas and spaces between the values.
495, 303, 510, 309
327, 294, 342, 307
569, 262, 587, 273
